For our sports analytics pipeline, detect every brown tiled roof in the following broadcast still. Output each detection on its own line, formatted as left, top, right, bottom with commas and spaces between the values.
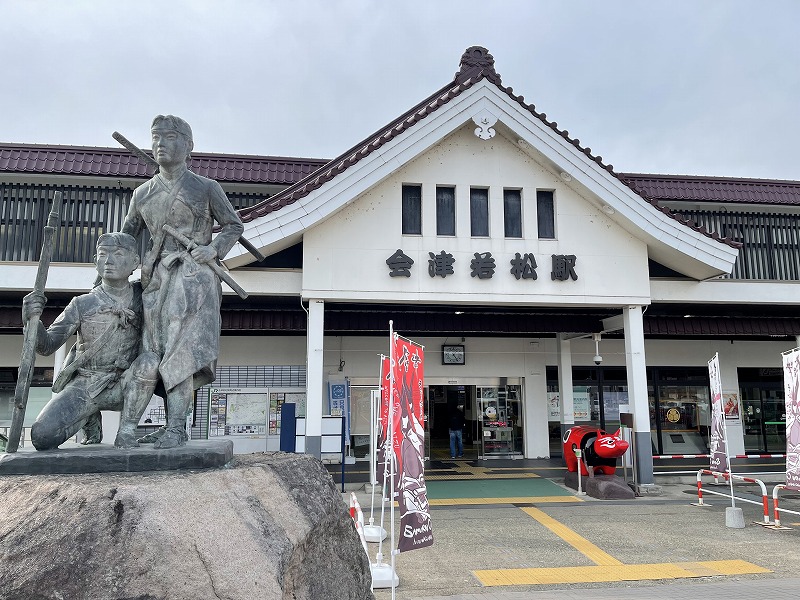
620, 173, 800, 206
0, 143, 326, 185
234, 47, 741, 250
645, 315, 800, 337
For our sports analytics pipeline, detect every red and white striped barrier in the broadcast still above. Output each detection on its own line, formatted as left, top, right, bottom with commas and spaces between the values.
349, 493, 370, 560
655, 454, 785, 459
693, 469, 771, 525
349, 492, 365, 528
771, 484, 800, 529
350, 492, 399, 590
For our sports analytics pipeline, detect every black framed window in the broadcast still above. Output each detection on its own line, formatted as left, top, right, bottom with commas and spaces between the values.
537, 190, 555, 239
436, 186, 456, 236
503, 189, 522, 238
402, 184, 422, 235
470, 188, 489, 237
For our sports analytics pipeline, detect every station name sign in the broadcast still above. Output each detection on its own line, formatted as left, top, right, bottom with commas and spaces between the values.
386, 249, 578, 281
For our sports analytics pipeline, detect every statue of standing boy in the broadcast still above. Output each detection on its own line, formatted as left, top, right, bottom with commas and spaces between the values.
121, 115, 244, 448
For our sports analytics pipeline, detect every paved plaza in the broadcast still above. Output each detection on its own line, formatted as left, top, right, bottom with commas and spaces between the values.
341, 463, 800, 599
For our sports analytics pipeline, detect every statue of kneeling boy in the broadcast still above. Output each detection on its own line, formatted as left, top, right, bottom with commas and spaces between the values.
22, 232, 158, 450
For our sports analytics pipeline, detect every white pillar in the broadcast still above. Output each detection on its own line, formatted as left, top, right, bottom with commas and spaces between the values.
623, 305, 654, 484
556, 334, 575, 443
305, 299, 325, 458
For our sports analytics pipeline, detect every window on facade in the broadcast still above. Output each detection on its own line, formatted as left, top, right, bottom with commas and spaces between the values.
503, 189, 522, 238
537, 190, 555, 239
401, 184, 422, 235
436, 186, 456, 236
470, 188, 489, 237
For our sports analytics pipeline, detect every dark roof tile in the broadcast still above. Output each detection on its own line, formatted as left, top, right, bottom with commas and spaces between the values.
0, 142, 326, 185
620, 173, 800, 206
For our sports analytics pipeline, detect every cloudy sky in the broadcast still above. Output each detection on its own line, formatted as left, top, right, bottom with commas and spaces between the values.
3, 1, 799, 180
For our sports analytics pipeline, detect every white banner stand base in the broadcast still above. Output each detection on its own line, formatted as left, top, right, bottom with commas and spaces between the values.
363, 524, 387, 542
370, 562, 399, 588
725, 506, 745, 529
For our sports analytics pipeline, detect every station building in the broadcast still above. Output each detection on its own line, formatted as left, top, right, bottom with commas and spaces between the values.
2, 46, 800, 484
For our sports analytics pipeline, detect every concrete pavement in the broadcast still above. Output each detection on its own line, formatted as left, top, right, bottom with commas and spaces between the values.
345, 475, 800, 599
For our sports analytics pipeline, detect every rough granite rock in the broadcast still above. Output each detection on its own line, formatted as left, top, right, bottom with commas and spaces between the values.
0, 452, 374, 600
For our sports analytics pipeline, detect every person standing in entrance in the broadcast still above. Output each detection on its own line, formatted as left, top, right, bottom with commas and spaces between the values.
121, 115, 244, 449
449, 404, 465, 459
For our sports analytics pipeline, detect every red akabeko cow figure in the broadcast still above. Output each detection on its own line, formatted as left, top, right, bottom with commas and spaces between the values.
563, 426, 629, 476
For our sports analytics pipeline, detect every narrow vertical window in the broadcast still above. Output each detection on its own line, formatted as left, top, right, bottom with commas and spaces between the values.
503, 189, 522, 238
537, 190, 555, 239
470, 188, 489, 237
436, 186, 456, 236
402, 184, 421, 235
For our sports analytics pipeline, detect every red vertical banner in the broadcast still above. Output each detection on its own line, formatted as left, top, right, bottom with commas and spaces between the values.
782, 348, 800, 490
377, 356, 398, 493
393, 333, 433, 552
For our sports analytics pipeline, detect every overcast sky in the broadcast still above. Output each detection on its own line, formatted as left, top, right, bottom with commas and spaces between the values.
2, 1, 799, 180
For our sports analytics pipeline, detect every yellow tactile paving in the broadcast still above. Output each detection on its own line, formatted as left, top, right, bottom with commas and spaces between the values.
475, 563, 699, 585
694, 559, 772, 575
673, 561, 724, 576
475, 560, 770, 586
473, 506, 772, 587
429, 496, 583, 506
521, 506, 623, 566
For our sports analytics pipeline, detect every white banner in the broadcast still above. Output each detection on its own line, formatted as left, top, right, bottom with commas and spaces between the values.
782, 348, 800, 490
708, 353, 728, 473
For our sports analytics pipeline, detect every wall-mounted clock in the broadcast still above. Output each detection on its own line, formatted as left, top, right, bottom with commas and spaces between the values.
442, 344, 465, 365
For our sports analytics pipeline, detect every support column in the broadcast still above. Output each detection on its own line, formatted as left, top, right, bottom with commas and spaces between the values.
305, 299, 325, 459
556, 334, 575, 446
623, 305, 654, 485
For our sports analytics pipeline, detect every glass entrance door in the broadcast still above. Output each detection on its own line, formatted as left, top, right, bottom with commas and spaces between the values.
477, 385, 522, 458
426, 385, 478, 461
742, 386, 786, 453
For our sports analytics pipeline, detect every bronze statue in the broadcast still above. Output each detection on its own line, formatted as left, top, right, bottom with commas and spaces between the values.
121, 115, 244, 449
22, 233, 159, 450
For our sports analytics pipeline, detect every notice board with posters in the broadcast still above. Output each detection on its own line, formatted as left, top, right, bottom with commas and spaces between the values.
208, 387, 306, 452
208, 387, 268, 453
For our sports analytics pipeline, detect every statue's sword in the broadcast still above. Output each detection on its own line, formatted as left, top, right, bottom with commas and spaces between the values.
112, 131, 266, 263
6, 192, 63, 453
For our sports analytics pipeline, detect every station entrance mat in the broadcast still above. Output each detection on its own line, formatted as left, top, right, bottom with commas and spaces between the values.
426, 477, 577, 505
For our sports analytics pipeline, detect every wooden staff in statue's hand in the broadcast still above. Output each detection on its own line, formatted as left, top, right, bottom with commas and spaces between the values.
6, 192, 63, 453
162, 224, 248, 299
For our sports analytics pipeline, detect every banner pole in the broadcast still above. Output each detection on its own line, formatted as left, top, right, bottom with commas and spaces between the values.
363, 357, 387, 544
388, 320, 397, 600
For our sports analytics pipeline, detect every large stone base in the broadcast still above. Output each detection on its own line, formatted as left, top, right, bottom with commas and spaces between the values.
0, 452, 374, 600
564, 471, 636, 499
0, 439, 233, 475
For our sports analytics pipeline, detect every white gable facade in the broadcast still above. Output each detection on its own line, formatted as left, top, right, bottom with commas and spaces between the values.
224, 49, 740, 485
